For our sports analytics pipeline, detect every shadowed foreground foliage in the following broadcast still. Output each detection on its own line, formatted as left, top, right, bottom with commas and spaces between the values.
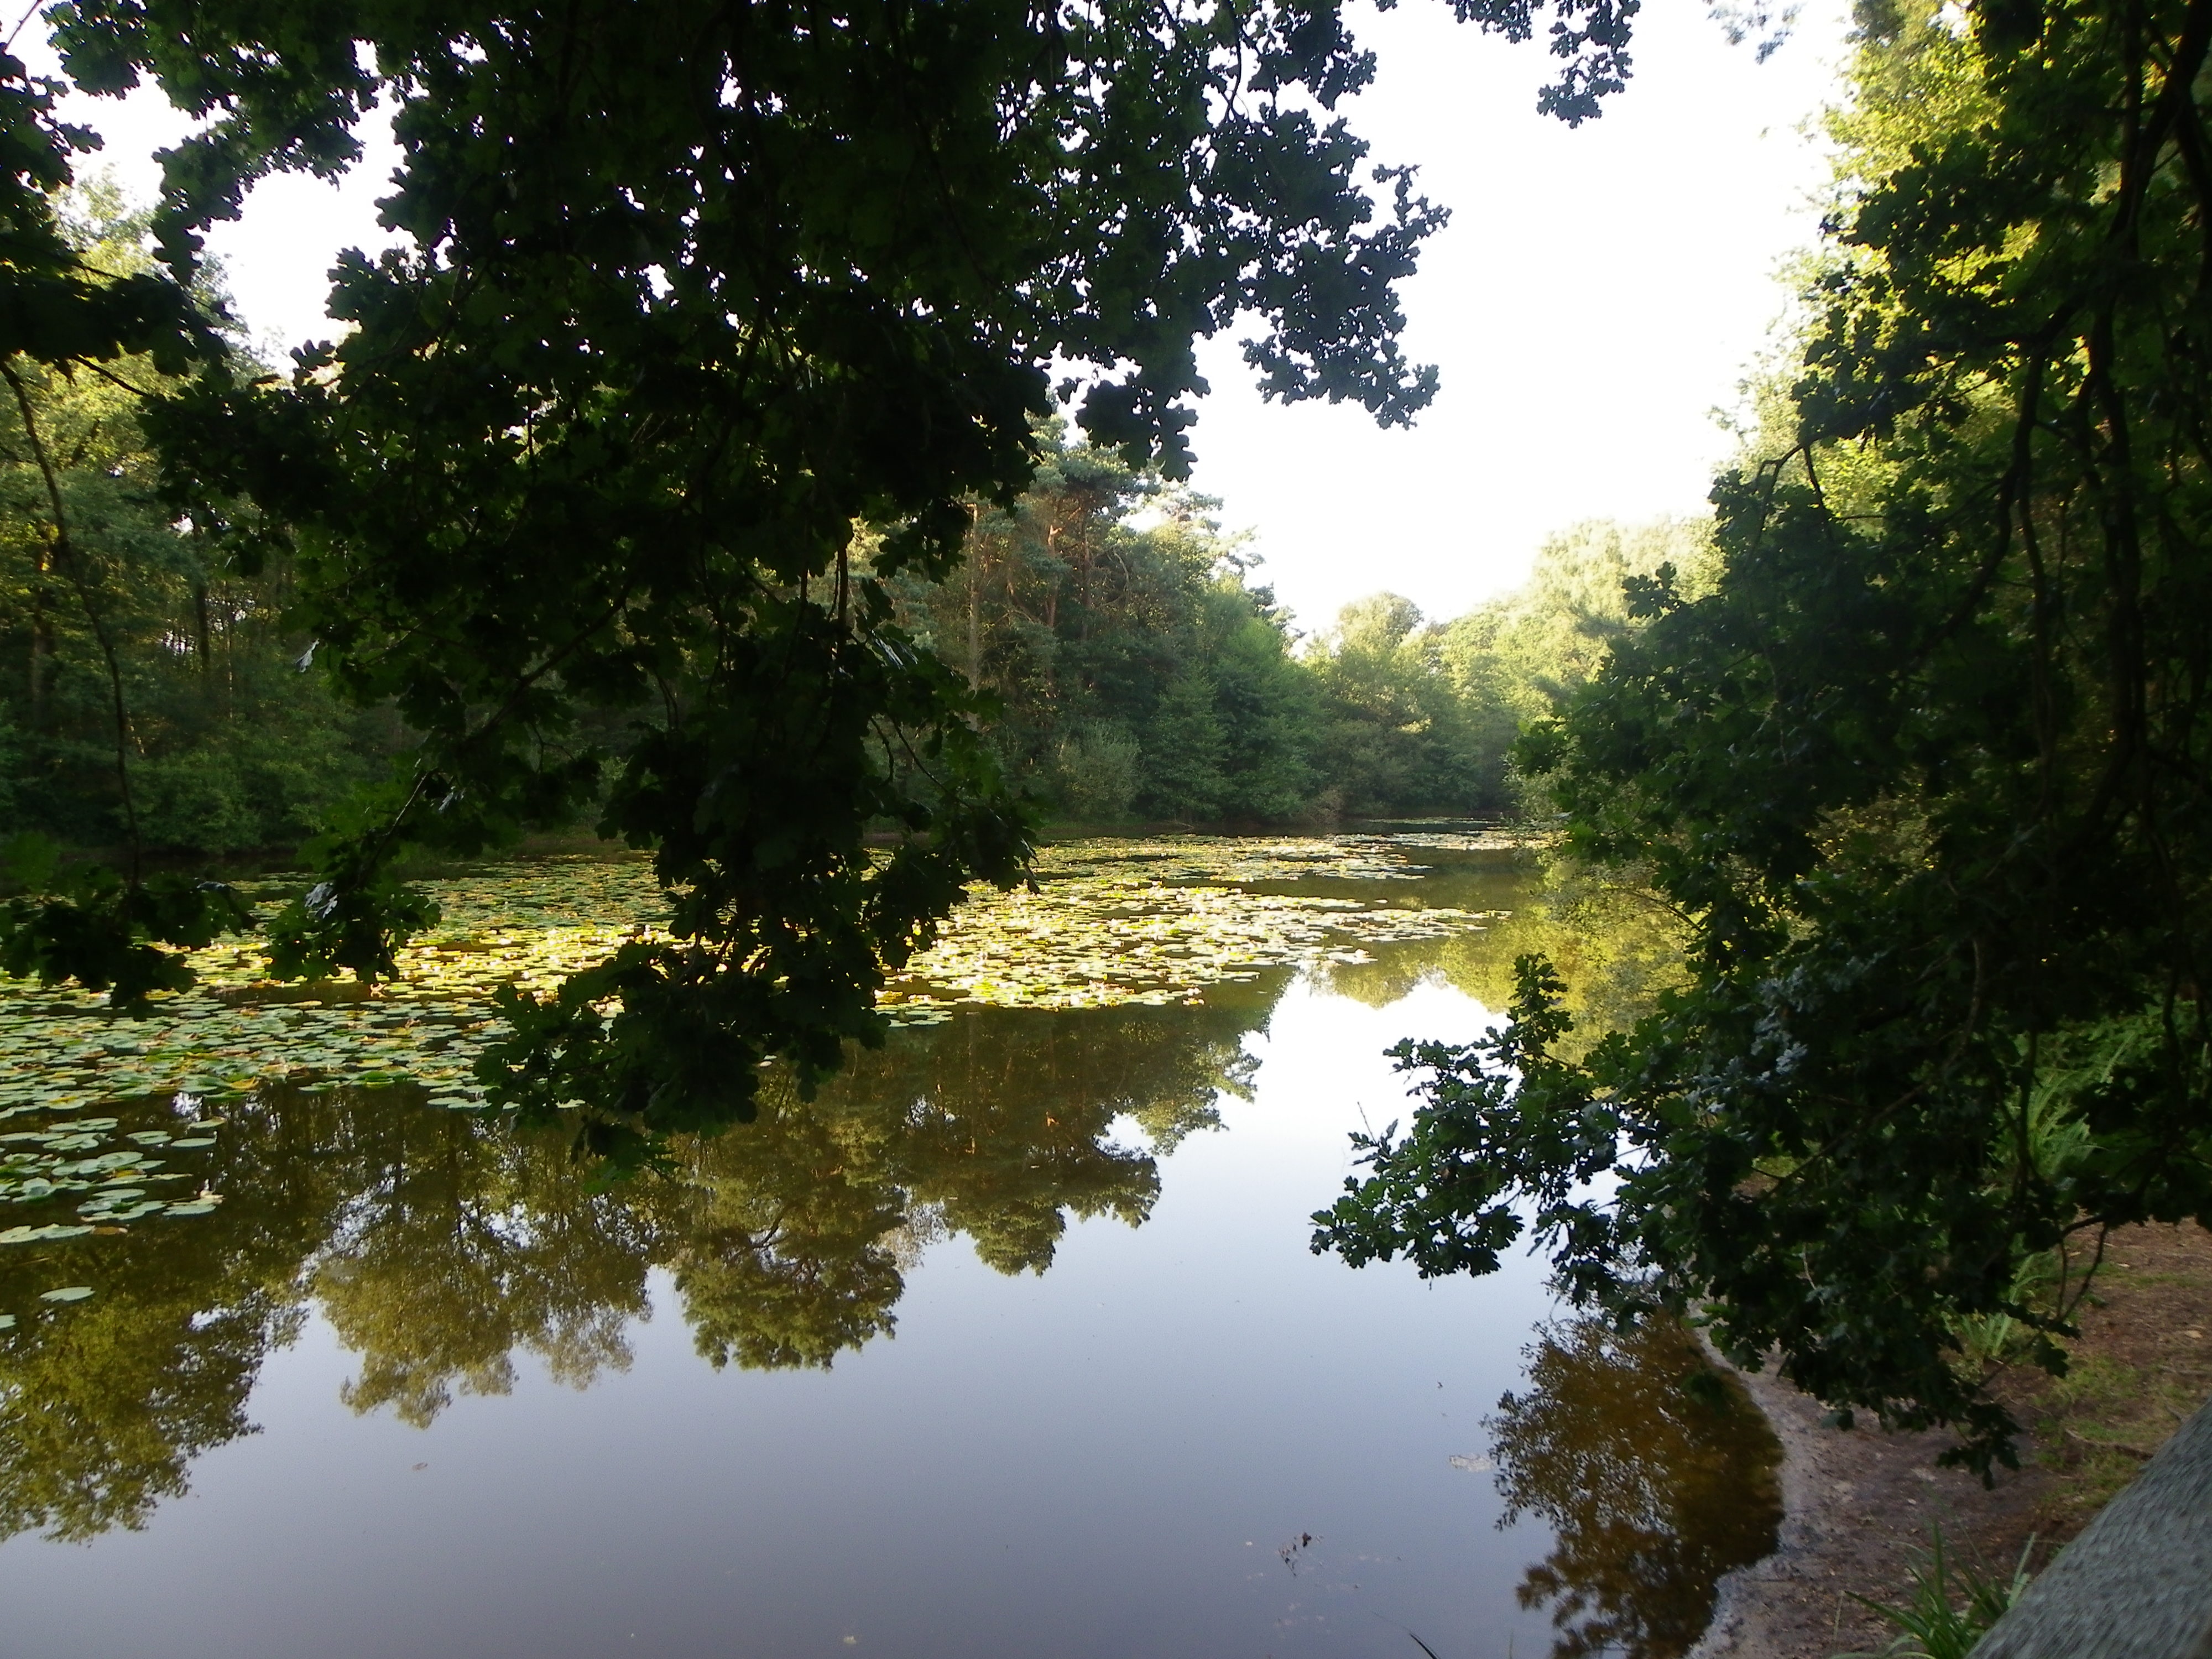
1319, 0, 2212, 1474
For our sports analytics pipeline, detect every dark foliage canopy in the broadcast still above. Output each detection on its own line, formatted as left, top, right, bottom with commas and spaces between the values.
1317, 0, 2212, 1471
1, 0, 1632, 1143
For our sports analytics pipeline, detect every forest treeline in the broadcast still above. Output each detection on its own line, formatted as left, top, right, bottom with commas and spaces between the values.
3, 304, 1708, 851
896, 432, 1710, 826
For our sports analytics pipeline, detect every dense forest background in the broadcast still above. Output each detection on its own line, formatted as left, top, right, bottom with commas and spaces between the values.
905, 432, 1712, 826
0, 190, 405, 859
2, 282, 1710, 855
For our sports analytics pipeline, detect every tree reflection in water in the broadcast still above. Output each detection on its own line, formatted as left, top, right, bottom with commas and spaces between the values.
0, 853, 1728, 1554
1488, 1318, 1782, 1659
0, 990, 1271, 1541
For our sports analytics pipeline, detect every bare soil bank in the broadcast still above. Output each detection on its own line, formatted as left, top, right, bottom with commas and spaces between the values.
1693, 1222, 2212, 1659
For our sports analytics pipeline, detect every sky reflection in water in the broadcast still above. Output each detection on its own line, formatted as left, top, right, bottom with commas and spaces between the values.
0, 844, 1775, 1658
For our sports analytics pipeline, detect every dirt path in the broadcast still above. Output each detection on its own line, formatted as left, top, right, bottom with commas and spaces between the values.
1692, 1223, 2212, 1659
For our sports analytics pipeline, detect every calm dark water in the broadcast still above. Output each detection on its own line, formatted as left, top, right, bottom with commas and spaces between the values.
0, 849, 1776, 1659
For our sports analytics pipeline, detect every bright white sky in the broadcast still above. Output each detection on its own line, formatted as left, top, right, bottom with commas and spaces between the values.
1186, 0, 1853, 632
38, 0, 1851, 635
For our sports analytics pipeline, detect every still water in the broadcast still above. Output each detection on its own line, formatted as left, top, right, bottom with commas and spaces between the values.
0, 838, 1776, 1658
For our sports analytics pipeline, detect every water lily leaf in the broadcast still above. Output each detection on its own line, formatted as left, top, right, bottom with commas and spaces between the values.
164, 1202, 217, 1216
38, 1286, 92, 1302
171, 1137, 217, 1148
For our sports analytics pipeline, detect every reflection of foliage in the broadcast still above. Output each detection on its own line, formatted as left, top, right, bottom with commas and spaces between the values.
0, 1263, 285, 1542
663, 999, 1261, 1365
656, 1088, 912, 1372
0, 990, 1278, 1540
1310, 851, 1684, 1055
311, 1112, 656, 1427
1489, 1318, 1781, 1659
890, 1006, 1224, 1272
0, 1087, 358, 1540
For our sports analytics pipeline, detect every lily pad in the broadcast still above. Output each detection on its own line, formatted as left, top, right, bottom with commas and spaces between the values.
0, 1221, 92, 1248
37, 1286, 93, 1302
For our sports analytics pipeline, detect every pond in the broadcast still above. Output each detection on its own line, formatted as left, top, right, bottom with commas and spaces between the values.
0, 834, 1777, 1658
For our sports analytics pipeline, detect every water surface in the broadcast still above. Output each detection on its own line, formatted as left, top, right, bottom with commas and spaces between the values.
0, 837, 1776, 1658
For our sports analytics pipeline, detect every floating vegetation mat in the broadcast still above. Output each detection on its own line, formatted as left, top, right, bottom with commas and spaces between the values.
0, 834, 1514, 1119
884, 834, 1517, 1018
0, 1090, 229, 1267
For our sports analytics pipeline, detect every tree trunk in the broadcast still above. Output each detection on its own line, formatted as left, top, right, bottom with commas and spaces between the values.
966, 504, 983, 685
192, 580, 213, 671
28, 550, 51, 730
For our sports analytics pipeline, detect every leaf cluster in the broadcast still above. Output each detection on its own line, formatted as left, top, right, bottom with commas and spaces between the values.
0, 832, 249, 1011
1318, 0, 2212, 1474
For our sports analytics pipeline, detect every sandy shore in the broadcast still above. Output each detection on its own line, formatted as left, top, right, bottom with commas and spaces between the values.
1688, 1224, 2212, 1659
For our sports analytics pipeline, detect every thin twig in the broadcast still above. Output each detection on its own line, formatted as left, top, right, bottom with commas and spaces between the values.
4, 0, 43, 49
